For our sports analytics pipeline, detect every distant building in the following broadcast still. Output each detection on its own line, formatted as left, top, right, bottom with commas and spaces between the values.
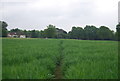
56, 28, 67, 38
8, 32, 26, 38
20, 35, 26, 38
8, 32, 18, 38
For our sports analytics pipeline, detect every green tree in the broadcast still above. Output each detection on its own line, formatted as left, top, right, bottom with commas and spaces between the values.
97, 26, 114, 40
69, 27, 84, 39
0, 21, 8, 37
44, 24, 57, 38
76, 27, 84, 39
31, 30, 40, 38
10, 28, 21, 32
84, 25, 98, 40
39, 30, 44, 38
68, 27, 77, 39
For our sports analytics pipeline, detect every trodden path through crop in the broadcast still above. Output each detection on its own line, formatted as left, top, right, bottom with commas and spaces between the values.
54, 40, 64, 79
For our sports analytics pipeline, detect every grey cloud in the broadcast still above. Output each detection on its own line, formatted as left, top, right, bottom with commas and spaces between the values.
1, 0, 119, 32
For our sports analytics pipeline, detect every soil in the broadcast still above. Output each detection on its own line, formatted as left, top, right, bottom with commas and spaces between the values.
54, 41, 63, 79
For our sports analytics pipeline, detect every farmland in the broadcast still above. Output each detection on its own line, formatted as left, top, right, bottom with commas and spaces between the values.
2, 38, 118, 79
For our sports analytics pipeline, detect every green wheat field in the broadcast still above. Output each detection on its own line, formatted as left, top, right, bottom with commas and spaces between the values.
2, 38, 118, 79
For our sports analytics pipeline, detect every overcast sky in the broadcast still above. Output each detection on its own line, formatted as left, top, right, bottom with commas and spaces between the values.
0, 0, 119, 32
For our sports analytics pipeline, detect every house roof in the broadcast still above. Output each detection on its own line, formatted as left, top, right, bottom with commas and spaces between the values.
8, 32, 25, 35
8, 32, 17, 35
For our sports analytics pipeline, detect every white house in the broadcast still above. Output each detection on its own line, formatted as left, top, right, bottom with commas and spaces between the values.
8, 32, 18, 38
20, 35, 26, 38
8, 32, 26, 38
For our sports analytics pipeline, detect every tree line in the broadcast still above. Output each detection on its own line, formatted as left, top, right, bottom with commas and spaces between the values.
1, 21, 120, 41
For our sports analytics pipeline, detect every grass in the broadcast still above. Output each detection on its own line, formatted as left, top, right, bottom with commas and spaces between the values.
2, 38, 118, 79
2, 38, 60, 79
62, 40, 118, 79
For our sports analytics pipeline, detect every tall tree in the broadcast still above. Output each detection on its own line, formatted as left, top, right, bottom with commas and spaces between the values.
10, 28, 21, 32
44, 24, 57, 38
84, 25, 98, 40
69, 27, 84, 39
0, 21, 8, 37
97, 26, 114, 40
68, 27, 77, 39
31, 30, 40, 38
76, 27, 84, 39
39, 30, 45, 38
